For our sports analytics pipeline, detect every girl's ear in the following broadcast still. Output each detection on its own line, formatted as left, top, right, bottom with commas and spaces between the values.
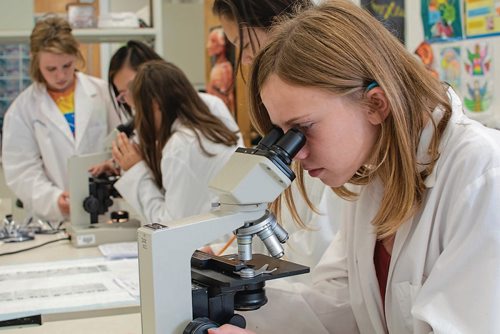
152, 100, 162, 131
152, 99, 160, 111
365, 87, 390, 125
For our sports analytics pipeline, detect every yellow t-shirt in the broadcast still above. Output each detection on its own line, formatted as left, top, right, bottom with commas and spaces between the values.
48, 81, 76, 136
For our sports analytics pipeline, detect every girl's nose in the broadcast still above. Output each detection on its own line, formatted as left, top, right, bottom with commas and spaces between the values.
56, 70, 65, 80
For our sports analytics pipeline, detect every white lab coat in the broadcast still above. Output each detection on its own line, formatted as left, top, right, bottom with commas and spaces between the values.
244, 89, 500, 333
2, 72, 121, 223
114, 93, 241, 226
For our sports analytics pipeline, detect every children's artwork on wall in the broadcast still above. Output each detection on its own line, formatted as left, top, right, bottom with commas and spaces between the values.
464, 42, 491, 76
462, 41, 494, 118
465, 0, 500, 37
421, 0, 463, 42
206, 26, 235, 114
463, 78, 491, 113
361, 0, 405, 43
439, 46, 462, 89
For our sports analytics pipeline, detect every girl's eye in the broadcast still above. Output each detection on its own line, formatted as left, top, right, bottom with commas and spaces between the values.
298, 123, 314, 134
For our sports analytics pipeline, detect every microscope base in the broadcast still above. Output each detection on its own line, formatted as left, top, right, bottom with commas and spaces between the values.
67, 219, 140, 247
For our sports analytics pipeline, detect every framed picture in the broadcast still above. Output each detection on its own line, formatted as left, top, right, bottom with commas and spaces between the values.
361, 0, 406, 44
67, 3, 96, 28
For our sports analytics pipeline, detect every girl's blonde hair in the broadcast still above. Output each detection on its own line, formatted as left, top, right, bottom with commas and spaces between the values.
249, 0, 452, 238
29, 16, 84, 83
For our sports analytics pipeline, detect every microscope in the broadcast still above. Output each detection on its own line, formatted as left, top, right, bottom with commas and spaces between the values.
138, 128, 309, 333
0, 214, 35, 242
66, 120, 140, 248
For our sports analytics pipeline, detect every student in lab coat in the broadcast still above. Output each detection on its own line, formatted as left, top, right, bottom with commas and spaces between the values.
110, 60, 240, 225
2, 17, 121, 223
211, 1, 500, 333
212, 0, 340, 275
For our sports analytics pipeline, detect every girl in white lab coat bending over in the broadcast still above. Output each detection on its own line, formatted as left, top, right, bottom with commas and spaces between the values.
211, 1, 500, 333
111, 60, 240, 225
2, 17, 120, 223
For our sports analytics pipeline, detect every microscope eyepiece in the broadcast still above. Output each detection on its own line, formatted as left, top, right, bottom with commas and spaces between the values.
232, 127, 306, 183
256, 127, 283, 150
270, 128, 305, 165
116, 119, 135, 138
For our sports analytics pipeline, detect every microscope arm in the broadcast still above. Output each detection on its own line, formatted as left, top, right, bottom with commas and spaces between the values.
68, 152, 112, 227
138, 127, 307, 333
138, 205, 266, 334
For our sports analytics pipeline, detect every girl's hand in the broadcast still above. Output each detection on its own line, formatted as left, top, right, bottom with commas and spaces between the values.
58, 191, 70, 215
88, 159, 120, 176
208, 325, 256, 334
112, 132, 142, 171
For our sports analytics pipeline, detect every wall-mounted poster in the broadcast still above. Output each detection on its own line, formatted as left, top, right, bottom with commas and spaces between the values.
465, 0, 500, 37
206, 26, 235, 114
361, 0, 405, 43
421, 0, 463, 42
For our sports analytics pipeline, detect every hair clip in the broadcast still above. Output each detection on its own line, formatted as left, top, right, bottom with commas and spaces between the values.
366, 81, 379, 91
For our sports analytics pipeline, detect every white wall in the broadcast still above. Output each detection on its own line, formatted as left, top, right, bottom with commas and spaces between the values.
0, 0, 33, 31
162, 2, 205, 89
405, 0, 424, 53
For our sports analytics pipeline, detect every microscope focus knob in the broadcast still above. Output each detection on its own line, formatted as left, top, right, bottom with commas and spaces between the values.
183, 317, 218, 334
83, 196, 100, 214
183, 315, 246, 334
227, 314, 246, 329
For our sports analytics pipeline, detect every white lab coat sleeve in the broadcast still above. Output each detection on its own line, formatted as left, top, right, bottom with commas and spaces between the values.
2, 102, 63, 222
114, 160, 166, 225
243, 279, 330, 334
243, 221, 358, 334
302, 218, 360, 333
114, 153, 203, 225
411, 167, 500, 334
